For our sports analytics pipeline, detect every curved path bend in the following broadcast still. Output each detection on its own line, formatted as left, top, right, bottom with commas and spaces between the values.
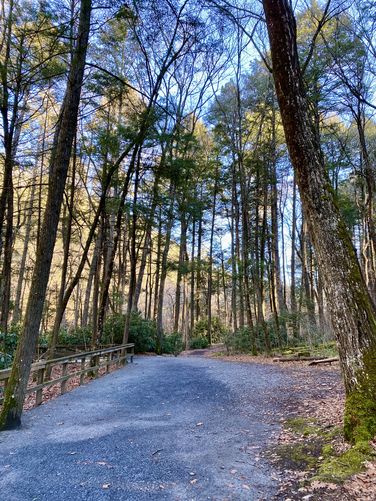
0, 355, 294, 500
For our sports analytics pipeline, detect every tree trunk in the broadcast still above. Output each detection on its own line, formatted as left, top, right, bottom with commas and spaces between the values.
190, 216, 196, 337
13, 180, 36, 324
47, 138, 77, 356
150, 182, 175, 352
174, 214, 188, 332
207, 168, 218, 345
196, 201, 203, 322
0, 169, 13, 333
230, 166, 238, 332
153, 208, 163, 321
122, 148, 142, 346
132, 176, 159, 312
263, 0, 376, 442
290, 173, 299, 338
0, 0, 92, 430
270, 106, 287, 343
82, 231, 101, 328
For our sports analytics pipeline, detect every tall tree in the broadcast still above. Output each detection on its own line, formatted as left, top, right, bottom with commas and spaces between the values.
263, 0, 376, 442
0, 0, 92, 430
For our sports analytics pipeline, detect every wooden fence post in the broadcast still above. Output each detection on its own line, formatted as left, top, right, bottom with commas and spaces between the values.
36, 367, 45, 406
94, 355, 99, 378
61, 362, 68, 394
80, 357, 85, 385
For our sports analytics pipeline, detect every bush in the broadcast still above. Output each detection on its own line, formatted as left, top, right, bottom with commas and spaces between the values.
193, 316, 225, 343
57, 326, 92, 347
162, 332, 183, 355
127, 313, 156, 353
103, 313, 125, 345
189, 336, 209, 350
0, 331, 18, 369
0, 331, 18, 353
102, 312, 157, 353
0, 352, 13, 370
225, 327, 255, 354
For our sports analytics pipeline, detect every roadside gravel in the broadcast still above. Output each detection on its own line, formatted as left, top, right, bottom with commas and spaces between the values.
0, 355, 295, 501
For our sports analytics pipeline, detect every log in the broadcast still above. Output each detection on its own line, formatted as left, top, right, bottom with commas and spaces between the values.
308, 357, 339, 366
273, 356, 327, 362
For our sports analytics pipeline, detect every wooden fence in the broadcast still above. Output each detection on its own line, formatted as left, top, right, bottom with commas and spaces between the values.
0, 343, 134, 407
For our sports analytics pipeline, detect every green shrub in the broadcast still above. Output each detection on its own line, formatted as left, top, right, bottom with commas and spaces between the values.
102, 312, 157, 353
0, 331, 19, 369
103, 313, 125, 345
0, 331, 18, 353
0, 352, 13, 370
127, 313, 156, 353
189, 336, 209, 350
57, 326, 92, 347
193, 317, 225, 343
162, 332, 183, 355
225, 327, 255, 354
39, 334, 49, 348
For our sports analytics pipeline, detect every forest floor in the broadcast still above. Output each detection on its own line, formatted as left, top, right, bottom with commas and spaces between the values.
1, 352, 375, 500
205, 348, 376, 500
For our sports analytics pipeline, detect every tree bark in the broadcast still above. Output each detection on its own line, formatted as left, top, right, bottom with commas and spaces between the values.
0, 0, 92, 430
263, 0, 376, 442
207, 167, 218, 345
174, 214, 188, 332
13, 179, 37, 324
290, 173, 299, 338
150, 183, 176, 352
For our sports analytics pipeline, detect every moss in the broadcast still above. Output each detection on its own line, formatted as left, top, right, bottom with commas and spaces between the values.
314, 441, 374, 483
209, 351, 227, 358
342, 345, 376, 443
275, 442, 320, 469
276, 420, 374, 485
344, 387, 376, 443
325, 218, 376, 443
297, 351, 311, 357
285, 417, 321, 436
319, 425, 342, 440
282, 342, 338, 359
322, 443, 334, 457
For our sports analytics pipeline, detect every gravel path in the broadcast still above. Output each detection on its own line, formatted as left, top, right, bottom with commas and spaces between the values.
0, 355, 295, 501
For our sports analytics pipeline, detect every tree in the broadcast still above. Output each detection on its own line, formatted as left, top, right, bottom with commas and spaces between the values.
0, 0, 92, 430
262, 0, 376, 443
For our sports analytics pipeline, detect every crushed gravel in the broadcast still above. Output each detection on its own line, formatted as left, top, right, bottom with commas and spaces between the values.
0, 355, 296, 501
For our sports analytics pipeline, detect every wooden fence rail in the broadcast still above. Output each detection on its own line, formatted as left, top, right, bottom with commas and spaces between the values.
0, 343, 135, 407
